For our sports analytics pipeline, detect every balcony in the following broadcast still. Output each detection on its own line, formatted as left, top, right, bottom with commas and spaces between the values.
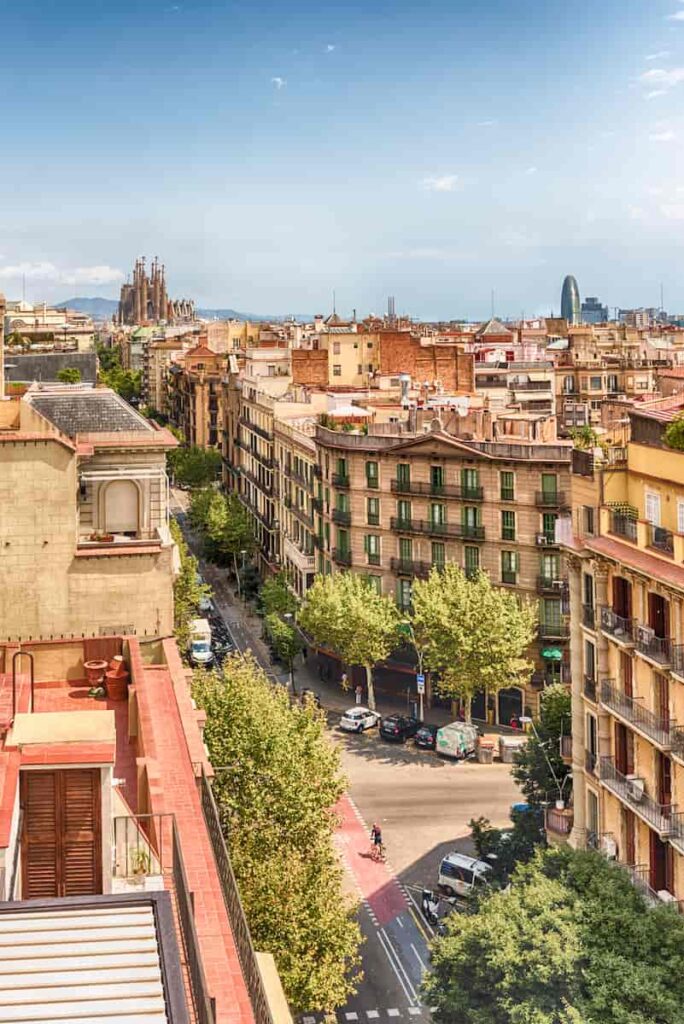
647, 523, 674, 557
390, 517, 485, 540
390, 557, 431, 578
582, 603, 596, 630
239, 416, 272, 442
600, 606, 635, 644
635, 626, 671, 667
610, 513, 637, 543
537, 575, 566, 595
513, 380, 553, 391
390, 480, 484, 500
535, 532, 558, 547
535, 491, 567, 508
332, 472, 350, 488
291, 504, 314, 529
283, 535, 315, 572
583, 675, 597, 702
600, 678, 672, 749
560, 734, 573, 762
332, 547, 352, 566
539, 622, 570, 640
545, 806, 573, 841
672, 644, 684, 680
312, 497, 323, 513
332, 508, 351, 525
599, 757, 676, 836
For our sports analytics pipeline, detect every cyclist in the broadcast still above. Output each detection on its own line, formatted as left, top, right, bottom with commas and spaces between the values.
370, 822, 384, 861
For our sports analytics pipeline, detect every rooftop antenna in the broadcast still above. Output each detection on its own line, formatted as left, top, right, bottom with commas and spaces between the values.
490, 289, 495, 318
332, 290, 336, 315
660, 282, 664, 313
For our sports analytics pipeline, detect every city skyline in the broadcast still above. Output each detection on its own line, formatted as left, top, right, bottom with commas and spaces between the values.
1, 0, 684, 318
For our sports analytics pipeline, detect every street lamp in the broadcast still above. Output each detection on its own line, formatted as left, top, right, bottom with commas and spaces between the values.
235, 548, 247, 600
283, 612, 296, 695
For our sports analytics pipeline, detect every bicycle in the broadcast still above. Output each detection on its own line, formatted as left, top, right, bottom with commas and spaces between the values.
370, 842, 386, 863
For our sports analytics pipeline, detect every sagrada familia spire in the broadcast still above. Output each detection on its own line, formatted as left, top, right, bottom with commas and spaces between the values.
117, 256, 195, 326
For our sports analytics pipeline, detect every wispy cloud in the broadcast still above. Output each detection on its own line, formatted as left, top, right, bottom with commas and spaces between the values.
524, 166, 538, 175
476, 119, 497, 127
649, 129, 676, 141
646, 89, 667, 99
640, 67, 684, 89
325, 44, 335, 52
661, 203, 684, 219
421, 174, 459, 192
646, 51, 670, 60
271, 76, 286, 89
0, 262, 124, 286
667, 10, 684, 20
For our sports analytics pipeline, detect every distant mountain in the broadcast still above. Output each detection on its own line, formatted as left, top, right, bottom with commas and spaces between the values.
56, 297, 119, 319
58, 297, 312, 323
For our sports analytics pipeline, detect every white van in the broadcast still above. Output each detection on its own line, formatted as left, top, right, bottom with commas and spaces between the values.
190, 618, 213, 667
436, 722, 479, 760
438, 852, 491, 898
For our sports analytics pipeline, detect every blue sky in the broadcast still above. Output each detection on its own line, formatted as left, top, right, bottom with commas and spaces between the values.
1, 0, 684, 319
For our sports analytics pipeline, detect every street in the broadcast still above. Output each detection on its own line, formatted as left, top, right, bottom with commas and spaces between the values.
171, 490, 520, 1023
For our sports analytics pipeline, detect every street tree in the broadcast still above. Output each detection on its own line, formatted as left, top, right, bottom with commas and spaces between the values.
512, 683, 572, 806
299, 572, 400, 710
469, 806, 546, 887
260, 571, 298, 616
187, 486, 216, 532
266, 612, 300, 691
169, 519, 210, 651
203, 492, 255, 583
193, 655, 362, 1012
425, 845, 684, 1024
168, 444, 221, 489
411, 565, 536, 722
56, 367, 82, 383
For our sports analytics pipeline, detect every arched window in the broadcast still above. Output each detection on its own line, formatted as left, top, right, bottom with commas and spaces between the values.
104, 480, 139, 535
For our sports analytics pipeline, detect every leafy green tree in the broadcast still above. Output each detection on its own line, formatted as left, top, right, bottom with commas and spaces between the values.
512, 684, 572, 806
469, 807, 546, 888
411, 565, 536, 722
266, 612, 300, 691
664, 412, 684, 451
56, 366, 82, 383
193, 655, 362, 1012
425, 846, 684, 1024
259, 571, 298, 616
168, 444, 221, 488
96, 343, 122, 373
299, 572, 400, 710
169, 519, 211, 651
569, 425, 600, 449
203, 492, 255, 582
188, 486, 217, 532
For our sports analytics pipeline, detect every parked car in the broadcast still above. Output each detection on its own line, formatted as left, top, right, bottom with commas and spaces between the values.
438, 852, 491, 899
300, 688, 322, 708
436, 722, 479, 759
379, 714, 420, 742
414, 723, 439, 750
339, 707, 381, 733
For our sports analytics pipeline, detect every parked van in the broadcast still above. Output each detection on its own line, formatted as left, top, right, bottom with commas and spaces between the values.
190, 618, 213, 666
436, 722, 479, 760
438, 852, 491, 898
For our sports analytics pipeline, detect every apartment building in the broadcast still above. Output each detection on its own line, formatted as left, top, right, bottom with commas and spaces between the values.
166, 343, 226, 447
562, 399, 684, 904
4, 300, 95, 352
274, 417, 317, 596
474, 360, 556, 417
314, 417, 572, 718
0, 385, 177, 640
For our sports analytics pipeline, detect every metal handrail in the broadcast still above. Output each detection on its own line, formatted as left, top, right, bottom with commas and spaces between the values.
12, 651, 34, 720
600, 606, 635, 642
600, 679, 672, 748
172, 821, 216, 1024
113, 813, 173, 879
600, 757, 676, 835
198, 769, 274, 1024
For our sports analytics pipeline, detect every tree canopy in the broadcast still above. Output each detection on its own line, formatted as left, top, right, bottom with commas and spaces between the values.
56, 366, 82, 384
425, 845, 684, 1024
193, 654, 362, 1012
187, 488, 255, 565
512, 683, 572, 806
299, 572, 400, 709
411, 565, 537, 721
664, 413, 684, 452
169, 519, 211, 651
168, 445, 222, 489
265, 612, 300, 688
259, 571, 298, 617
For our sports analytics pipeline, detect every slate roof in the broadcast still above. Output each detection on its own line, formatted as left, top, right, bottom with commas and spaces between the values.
5, 352, 98, 384
475, 318, 514, 338
29, 390, 153, 436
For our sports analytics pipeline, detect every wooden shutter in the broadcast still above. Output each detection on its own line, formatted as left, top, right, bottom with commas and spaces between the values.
21, 772, 58, 900
62, 769, 101, 897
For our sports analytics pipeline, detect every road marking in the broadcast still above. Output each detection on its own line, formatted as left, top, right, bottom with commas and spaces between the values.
379, 927, 420, 1006
387, 1011, 401, 1018
366, 1013, 379, 1019
408, 1010, 421, 1017
377, 929, 414, 1006
404, 891, 434, 941
302, 1017, 315, 1023
345, 1014, 358, 1021
396, 916, 404, 928
410, 942, 428, 974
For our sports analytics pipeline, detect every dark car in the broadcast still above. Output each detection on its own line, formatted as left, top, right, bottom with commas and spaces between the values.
414, 723, 439, 750
379, 714, 420, 742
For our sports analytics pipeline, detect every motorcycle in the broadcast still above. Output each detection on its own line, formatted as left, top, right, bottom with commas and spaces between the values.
421, 888, 441, 927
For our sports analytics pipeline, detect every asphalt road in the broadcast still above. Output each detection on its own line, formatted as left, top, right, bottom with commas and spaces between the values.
171, 490, 520, 1024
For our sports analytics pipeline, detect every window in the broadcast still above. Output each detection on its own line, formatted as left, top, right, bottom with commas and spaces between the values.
463, 506, 481, 536
563, 375, 574, 394
432, 542, 445, 570
607, 374, 619, 393
367, 497, 380, 525
541, 553, 560, 581
397, 499, 412, 525
366, 575, 381, 594
336, 492, 349, 512
583, 506, 595, 535
645, 491, 661, 526
678, 500, 684, 535
461, 468, 480, 497
396, 578, 412, 611
366, 461, 379, 488
542, 598, 562, 629
396, 463, 411, 488
501, 510, 516, 541
336, 458, 347, 478
584, 639, 596, 680
332, 341, 341, 354
430, 465, 445, 492
367, 341, 373, 349
364, 534, 380, 565
541, 473, 558, 498
501, 550, 517, 584
586, 790, 598, 835
542, 512, 557, 540
500, 471, 515, 501
583, 573, 594, 609
430, 502, 447, 527
357, 364, 363, 375
464, 546, 480, 578
399, 537, 413, 561
333, 364, 341, 376
586, 714, 597, 759
590, 376, 602, 390
336, 528, 350, 552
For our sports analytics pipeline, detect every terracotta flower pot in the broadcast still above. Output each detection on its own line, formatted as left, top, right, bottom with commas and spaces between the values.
105, 671, 128, 701
84, 659, 108, 685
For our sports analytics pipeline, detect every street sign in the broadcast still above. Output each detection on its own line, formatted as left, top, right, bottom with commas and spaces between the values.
416, 673, 425, 694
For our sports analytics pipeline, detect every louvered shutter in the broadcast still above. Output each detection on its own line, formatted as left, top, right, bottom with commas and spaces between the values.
21, 772, 59, 899
62, 769, 101, 896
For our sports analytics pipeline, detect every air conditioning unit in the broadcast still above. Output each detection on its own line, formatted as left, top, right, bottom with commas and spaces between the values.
637, 625, 655, 645
536, 533, 550, 546
552, 579, 564, 589
658, 890, 677, 905
600, 835, 617, 860
626, 775, 645, 802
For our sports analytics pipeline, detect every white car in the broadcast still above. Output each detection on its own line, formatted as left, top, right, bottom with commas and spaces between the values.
339, 707, 381, 733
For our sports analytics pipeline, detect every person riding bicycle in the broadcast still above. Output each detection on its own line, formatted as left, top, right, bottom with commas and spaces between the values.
370, 823, 383, 852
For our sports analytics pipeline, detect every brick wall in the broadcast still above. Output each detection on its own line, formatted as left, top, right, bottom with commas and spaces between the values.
378, 333, 474, 392
292, 349, 329, 387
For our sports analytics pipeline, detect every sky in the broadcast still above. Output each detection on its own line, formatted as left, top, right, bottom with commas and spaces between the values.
1, 0, 684, 320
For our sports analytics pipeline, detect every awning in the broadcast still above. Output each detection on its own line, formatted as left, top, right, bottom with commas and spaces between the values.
542, 647, 563, 661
